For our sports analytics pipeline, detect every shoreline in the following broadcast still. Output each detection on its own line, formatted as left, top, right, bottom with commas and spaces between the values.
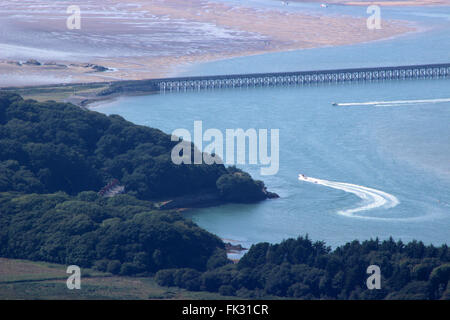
0, 21, 425, 109
0, 23, 416, 91
0, 0, 417, 88
171, 21, 422, 77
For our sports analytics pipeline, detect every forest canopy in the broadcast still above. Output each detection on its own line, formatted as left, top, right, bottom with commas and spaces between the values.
0, 92, 269, 202
0, 92, 264, 274
0, 191, 226, 273
156, 236, 450, 300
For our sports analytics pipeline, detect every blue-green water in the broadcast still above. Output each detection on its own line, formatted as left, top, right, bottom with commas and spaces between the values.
97, 5, 450, 249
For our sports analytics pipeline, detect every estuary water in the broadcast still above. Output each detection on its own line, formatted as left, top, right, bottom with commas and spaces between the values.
97, 5, 450, 249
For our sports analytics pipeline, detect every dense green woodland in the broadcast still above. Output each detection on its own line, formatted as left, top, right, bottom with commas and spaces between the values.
0, 191, 227, 273
0, 92, 264, 272
156, 237, 450, 300
0, 93, 268, 201
0, 93, 448, 299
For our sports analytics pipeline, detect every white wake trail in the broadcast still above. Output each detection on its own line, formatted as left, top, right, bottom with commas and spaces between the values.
335, 98, 450, 107
298, 175, 400, 220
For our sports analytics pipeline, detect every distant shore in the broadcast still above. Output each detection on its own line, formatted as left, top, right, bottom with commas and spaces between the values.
0, 0, 416, 87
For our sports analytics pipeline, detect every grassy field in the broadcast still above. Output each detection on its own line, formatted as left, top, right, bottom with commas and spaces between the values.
0, 258, 232, 300
0, 80, 161, 107
0, 83, 110, 105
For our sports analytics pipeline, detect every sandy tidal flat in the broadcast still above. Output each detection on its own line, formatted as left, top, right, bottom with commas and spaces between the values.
0, 0, 415, 87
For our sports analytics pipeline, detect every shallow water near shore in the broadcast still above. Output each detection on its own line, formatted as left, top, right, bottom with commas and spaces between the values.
97, 5, 450, 250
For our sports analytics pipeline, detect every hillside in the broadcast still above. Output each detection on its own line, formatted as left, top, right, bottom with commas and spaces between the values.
0, 92, 272, 202
0, 92, 275, 275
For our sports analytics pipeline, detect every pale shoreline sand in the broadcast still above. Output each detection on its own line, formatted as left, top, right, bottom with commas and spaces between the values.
0, 0, 420, 87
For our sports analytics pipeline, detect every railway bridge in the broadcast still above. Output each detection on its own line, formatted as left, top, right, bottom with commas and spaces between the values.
155, 63, 450, 92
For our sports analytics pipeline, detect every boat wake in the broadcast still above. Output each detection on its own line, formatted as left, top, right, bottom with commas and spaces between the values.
334, 98, 450, 107
298, 174, 400, 220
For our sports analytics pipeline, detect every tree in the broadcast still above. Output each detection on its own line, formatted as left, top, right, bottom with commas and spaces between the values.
216, 171, 267, 202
